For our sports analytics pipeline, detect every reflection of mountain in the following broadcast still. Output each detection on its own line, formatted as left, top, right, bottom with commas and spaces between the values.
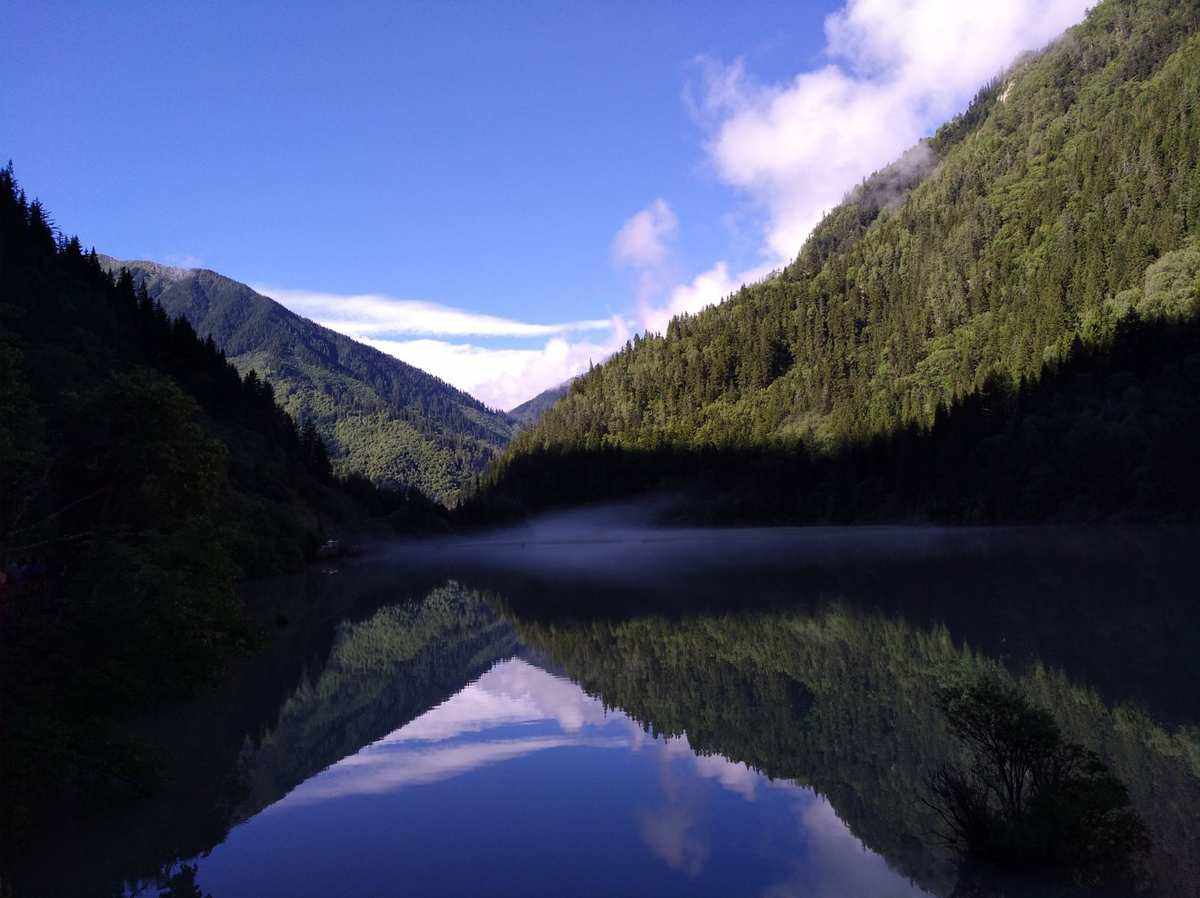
187, 650, 930, 898
14, 575, 516, 898
236, 583, 517, 819
19, 530, 1200, 898
499, 547, 1200, 897
457, 527, 1200, 727
270, 658, 620, 807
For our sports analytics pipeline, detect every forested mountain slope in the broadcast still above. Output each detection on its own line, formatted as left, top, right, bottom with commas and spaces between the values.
0, 166, 442, 848
481, 0, 1200, 521
508, 380, 571, 429
100, 257, 514, 503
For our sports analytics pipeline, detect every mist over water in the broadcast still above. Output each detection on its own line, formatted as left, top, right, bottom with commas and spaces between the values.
378, 501, 1016, 581
13, 522, 1199, 898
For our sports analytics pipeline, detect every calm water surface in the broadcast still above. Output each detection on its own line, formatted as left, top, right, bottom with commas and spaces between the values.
15, 522, 1200, 897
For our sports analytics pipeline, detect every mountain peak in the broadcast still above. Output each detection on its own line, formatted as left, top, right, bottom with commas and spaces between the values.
100, 256, 513, 502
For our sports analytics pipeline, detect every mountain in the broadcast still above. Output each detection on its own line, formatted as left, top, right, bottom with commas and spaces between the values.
507, 380, 572, 429
98, 256, 514, 504
0, 164, 447, 847
474, 0, 1200, 523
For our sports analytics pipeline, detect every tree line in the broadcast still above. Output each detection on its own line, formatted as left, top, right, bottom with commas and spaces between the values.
0, 162, 444, 850
481, 0, 1200, 523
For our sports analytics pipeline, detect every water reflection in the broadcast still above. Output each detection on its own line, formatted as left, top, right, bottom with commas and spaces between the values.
192, 656, 928, 898
280, 659, 621, 804
9, 525, 1198, 898
505, 596, 1199, 896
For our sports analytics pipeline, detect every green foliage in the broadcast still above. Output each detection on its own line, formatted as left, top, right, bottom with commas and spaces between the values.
0, 336, 42, 540
507, 588, 1196, 896
508, 380, 572, 429
0, 163, 443, 850
461, 311, 1200, 525
929, 673, 1149, 889
237, 584, 515, 818
1136, 242, 1200, 318
104, 259, 515, 504
491, 0, 1200, 520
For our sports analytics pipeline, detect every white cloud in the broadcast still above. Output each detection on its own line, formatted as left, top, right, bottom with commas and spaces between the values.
257, 286, 611, 339
281, 736, 584, 805
255, 286, 627, 410
385, 659, 611, 742
630, 0, 1089, 339
640, 261, 736, 335
691, 750, 760, 801
637, 804, 709, 876
253, 3, 1092, 410
361, 323, 627, 411
274, 659, 628, 807
258, 651, 923, 898
609, 200, 768, 334
612, 198, 678, 268
637, 258, 781, 335
696, 0, 1092, 264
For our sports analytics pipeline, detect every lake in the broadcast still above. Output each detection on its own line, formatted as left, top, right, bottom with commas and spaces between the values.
13, 521, 1200, 897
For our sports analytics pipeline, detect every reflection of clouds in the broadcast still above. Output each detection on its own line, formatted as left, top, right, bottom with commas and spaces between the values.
662, 734, 764, 801
274, 660, 623, 808
281, 737, 581, 806
692, 749, 760, 801
384, 659, 609, 742
636, 735, 761, 877
637, 805, 709, 877
761, 796, 930, 898
257, 656, 927, 898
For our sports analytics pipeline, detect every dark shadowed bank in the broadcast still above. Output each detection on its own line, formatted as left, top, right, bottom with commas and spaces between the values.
458, 312, 1200, 527
0, 165, 448, 854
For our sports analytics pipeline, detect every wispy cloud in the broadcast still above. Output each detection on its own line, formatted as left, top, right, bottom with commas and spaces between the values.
255, 287, 626, 410
761, 798, 931, 898
257, 286, 612, 339
383, 659, 612, 742
258, 2, 1092, 408
641, 261, 741, 336
612, 199, 678, 269
609, 199, 766, 335
279, 736, 596, 805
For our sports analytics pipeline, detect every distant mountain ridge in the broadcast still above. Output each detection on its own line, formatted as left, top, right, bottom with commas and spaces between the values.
508, 380, 572, 429
99, 256, 514, 503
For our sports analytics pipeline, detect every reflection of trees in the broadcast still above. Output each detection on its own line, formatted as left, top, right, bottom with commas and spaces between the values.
508, 609, 959, 892
13, 576, 516, 898
506, 601, 1199, 898
235, 583, 516, 820
158, 863, 211, 898
928, 674, 1148, 893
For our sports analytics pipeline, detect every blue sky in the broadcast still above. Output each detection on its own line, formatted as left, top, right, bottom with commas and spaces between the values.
2, 0, 1090, 409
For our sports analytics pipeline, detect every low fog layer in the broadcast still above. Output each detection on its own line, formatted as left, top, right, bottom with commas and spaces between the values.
368, 503, 1169, 591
